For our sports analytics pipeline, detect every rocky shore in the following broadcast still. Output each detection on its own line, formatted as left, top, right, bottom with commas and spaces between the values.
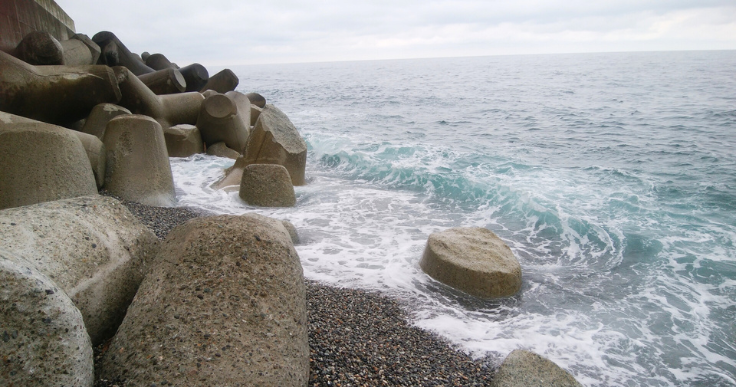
92, 195, 496, 387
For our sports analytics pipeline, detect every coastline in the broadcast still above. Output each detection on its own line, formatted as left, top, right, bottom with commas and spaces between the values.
95, 194, 496, 386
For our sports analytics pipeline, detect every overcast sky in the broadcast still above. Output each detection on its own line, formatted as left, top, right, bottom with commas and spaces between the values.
58, 0, 736, 66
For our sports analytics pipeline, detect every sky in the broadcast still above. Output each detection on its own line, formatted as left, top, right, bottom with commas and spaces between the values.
58, 0, 736, 66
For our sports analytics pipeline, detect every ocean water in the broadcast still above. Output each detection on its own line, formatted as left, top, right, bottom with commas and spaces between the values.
171, 51, 736, 386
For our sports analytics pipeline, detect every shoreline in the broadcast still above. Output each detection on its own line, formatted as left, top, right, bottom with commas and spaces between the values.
96, 194, 497, 386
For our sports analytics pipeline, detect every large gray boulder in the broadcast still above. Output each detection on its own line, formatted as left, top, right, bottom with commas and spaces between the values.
0, 250, 94, 387
243, 104, 307, 186
239, 164, 296, 207
419, 227, 521, 298
491, 350, 582, 387
103, 114, 177, 207
100, 214, 309, 386
0, 195, 159, 345
164, 124, 204, 157
0, 112, 97, 210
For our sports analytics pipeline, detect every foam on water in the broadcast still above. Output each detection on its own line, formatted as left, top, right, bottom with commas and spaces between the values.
171, 51, 736, 386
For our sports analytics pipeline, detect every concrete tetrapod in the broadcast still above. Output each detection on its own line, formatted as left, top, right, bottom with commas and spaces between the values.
197, 92, 250, 152
239, 164, 297, 207
200, 68, 239, 93
114, 66, 204, 130
79, 103, 131, 140
0, 50, 121, 126
60, 34, 101, 66
0, 250, 94, 387
100, 214, 309, 387
491, 350, 582, 387
0, 112, 97, 210
12, 30, 64, 65
103, 115, 177, 206
137, 67, 187, 95
243, 104, 308, 186
164, 124, 204, 157
0, 195, 159, 345
92, 31, 155, 75
71, 130, 107, 189
419, 227, 522, 298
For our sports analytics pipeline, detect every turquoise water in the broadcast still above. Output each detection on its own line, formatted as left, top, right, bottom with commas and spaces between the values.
171, 51, 736, 386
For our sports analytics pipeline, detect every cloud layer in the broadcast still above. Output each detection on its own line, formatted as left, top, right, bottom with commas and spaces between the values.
58, 0, 736, 65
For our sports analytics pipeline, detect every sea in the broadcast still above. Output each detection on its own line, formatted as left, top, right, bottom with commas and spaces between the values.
170, 50, 736, 386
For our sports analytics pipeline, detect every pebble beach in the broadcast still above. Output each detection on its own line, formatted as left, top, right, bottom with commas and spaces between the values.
94, 194, 497, 386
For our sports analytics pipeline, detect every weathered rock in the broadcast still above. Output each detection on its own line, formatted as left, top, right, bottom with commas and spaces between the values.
239, 164, 296, 207
200, 68, 239, 93
281, 220, 300, 244
245, 92, 266, 108
164, 124, 204, 157
79, 103, 131, 140
137, 67, 186, 95
212, 155, 247, 191
0, 250, 94, 387
197, 92, 250, 152
180, 63, 209, 92
100, 214, 309, 387
0, 195, 159, 345
206, 142, 241, 159
71, 131, 106, 189
103, 115, 176, 206
60, 33, 101, 66
0, 112, 97, 210
114, 66, 204, 130
419, 227, 521, 298
0, 49, 121, 126
491, 350, 582, 387
13, 30, 64, 65
243, 104, 307, 186
92, 31, 155, 75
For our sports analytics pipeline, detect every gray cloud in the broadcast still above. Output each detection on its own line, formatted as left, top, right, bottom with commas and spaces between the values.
58, 0, 736, 66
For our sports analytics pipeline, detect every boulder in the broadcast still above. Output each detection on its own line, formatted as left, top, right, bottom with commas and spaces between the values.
212, 155, 247, 191
419, 227, 521, 298
79, 103, 131, 140
0, 112, 97, 210
243, 104, 307, 186
200, 68, 239, 93
71, 131, 107, 189
114, 66, 204, 130
103, 115, 177, 207
0, 49, 121, 126
206, 142, 241, 159
491, 350, 582, 387
0, 250, 94, 387
164, 124, 204, 157
100, 214, 309, 387
196, 92, 250, 152
239, 164, 296, 207
0, 195, 159, 345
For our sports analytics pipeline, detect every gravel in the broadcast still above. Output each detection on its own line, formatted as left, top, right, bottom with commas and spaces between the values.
94, 195, 497, 386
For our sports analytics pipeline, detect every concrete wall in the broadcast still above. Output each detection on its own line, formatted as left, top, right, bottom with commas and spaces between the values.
0, 0, 75, 53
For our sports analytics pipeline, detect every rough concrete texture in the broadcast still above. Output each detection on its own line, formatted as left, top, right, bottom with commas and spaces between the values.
164, 124, 204, 157
0, 250, 93, 387
491, 350, 582, 387
0, 195, 159, 345
240, 164, 297, 207
200, 68, 239, 93
60, 33, 100, 66
197, 92, 250, 152
243, 104, 308, 186
100, 214, 309, 387
419, 227, 522, 298
79, 103, 131, 140
0, 112, 97, 210
103, 114, 177, 207
206, 141, 240, 160
250, 104, 262, 126
137, 68, 186, 95
71, 130, 106, 189
212, 155, 247, 192
0, 50, 121, 126
13, 30, 64, 65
